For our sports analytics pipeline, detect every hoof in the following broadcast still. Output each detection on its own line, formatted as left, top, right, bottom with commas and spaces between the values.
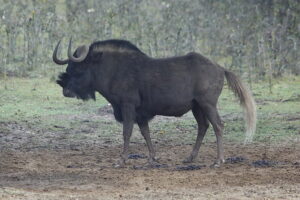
182, 156, 194, 164
210, 162, 221, 168
113, 159, 126, 168
147, 157, 160, 166
210, 159, 225, 168
150, 156, 160, 162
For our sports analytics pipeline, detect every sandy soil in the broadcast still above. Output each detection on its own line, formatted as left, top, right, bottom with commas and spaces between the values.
0, 141, 299, 199
0, 108, 299, 200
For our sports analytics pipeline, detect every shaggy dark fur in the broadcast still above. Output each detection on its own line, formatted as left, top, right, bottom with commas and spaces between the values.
90, 39, 145, 54
54, 39, 256, 167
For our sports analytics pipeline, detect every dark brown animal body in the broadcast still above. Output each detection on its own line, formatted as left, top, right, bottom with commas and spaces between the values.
53, 39, 256, 167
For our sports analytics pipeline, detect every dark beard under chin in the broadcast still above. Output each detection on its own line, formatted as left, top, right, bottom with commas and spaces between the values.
75, 90, 96, 101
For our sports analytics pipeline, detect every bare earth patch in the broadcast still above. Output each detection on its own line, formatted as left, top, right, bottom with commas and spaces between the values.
0, 141, 299, 199
0, 106, 299, 199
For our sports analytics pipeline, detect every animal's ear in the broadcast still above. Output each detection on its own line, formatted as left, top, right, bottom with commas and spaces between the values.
75, 45, 88, 58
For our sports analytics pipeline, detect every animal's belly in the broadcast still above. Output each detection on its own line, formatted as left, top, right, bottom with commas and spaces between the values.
155, 103, 192, 117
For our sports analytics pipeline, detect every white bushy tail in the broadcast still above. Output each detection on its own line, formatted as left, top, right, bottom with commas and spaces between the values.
224, 70, 257, 143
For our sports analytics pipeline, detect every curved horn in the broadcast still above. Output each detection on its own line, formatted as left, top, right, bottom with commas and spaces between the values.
52, 40, 69, 65
68, 37, 89, 63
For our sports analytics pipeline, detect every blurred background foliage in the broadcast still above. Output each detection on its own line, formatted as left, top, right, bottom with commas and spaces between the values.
0, 0, 299, 82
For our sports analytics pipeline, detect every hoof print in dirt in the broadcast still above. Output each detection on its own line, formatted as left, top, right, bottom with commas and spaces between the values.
175, 165, 206, 171
66, 165, 79, 168
225, 156, 247, 164
133, 163, 168, 170
132, 165, 144, 170
293, 162, 299, 165
292, 162, 300, 168
149, 163, 169, 169
128, 154, 147, 159
251, 160, 277, 167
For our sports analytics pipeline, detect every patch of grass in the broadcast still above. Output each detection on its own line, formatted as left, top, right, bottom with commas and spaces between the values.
149, 76, 300, 145
217, 76, 300, 143
0, 76, 299, 146
0, 78, 107, 129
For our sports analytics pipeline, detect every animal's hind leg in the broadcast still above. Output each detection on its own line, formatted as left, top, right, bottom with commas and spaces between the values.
183, 105, 209, 163
199, 102, 225, 167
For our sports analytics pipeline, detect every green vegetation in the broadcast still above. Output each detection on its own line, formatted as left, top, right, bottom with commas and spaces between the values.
0, 78, 107, 135
1, 1, 299, 79
0, 78, 107, 120
1, 1, 298, 146
0, 3, 298, 199
1, 77, 299, 145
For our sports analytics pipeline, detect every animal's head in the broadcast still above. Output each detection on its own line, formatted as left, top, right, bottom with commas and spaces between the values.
53, 38, 95, 100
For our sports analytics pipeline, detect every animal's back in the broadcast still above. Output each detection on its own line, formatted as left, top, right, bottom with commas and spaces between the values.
134, 52, 224, 118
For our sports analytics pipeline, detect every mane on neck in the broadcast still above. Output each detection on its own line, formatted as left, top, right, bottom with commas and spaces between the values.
90, 39, 145, 54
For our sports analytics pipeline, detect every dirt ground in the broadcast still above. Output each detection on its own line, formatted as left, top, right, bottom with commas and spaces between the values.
0, 109, 299, 200
0, 143, 299, 200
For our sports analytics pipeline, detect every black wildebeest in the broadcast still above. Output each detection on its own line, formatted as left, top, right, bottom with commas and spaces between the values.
53, 38, 256, 167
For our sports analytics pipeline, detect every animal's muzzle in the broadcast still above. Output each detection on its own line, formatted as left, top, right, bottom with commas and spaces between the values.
63, 88, 76, 98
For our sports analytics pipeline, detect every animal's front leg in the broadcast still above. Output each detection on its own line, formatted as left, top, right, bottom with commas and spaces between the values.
114, 104, 135, 168
138, 121, 159, 165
